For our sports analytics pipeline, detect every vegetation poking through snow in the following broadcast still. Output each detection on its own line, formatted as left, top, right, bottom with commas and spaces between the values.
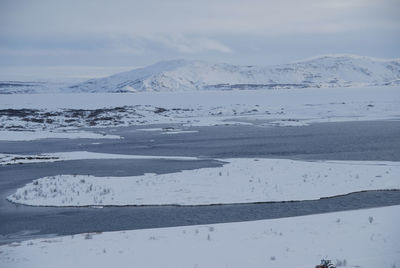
7, 158, 400, 207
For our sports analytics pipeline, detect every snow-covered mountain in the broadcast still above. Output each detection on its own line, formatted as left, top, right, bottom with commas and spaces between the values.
53, 55, 400, 93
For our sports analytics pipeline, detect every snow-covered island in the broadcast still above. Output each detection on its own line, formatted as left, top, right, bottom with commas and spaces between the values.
7, 158, 400, 207
0, 151, 198, 166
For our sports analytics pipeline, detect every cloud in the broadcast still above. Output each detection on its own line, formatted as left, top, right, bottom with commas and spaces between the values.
0, 0, 398, 67
1, 0, 399, 37
150, 35, 232, 53
0, 33, 233, 68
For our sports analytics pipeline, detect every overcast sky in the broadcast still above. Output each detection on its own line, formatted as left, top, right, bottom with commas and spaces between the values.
0, 0, 399, 75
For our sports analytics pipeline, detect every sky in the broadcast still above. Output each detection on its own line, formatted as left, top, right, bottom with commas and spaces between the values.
0, 0, 399, 79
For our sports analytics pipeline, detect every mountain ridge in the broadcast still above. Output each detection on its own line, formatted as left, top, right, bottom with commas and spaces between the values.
67, 54, 400, 93
2, 54, 399, 94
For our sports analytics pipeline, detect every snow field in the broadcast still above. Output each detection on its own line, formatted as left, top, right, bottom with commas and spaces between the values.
0, 86, 399, 138
0, 130, 121, 141
1, 205, 399, 268
0, 151, 198, 166
7, 158, 400, 206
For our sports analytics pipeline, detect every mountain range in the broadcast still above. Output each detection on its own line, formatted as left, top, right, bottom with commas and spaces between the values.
67, 55, 400, 93
1, 55, 399, 94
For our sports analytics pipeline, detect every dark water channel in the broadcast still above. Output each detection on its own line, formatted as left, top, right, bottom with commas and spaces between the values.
1, 120, 399, 243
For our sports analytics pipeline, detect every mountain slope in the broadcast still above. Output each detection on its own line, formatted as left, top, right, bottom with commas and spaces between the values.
65, 55, 400, 93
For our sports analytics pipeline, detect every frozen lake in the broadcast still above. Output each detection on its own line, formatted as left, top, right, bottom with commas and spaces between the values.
1, 120, 400, 243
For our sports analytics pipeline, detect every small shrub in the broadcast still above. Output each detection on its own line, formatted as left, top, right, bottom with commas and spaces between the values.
335, 259, 347, 267
369, 216, 374, 224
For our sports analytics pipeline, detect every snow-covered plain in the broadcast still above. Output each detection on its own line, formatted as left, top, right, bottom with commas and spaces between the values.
0, 151, 198, 166
7, 158, 399, 206
0, 130, 121, 141
0, 86, 399, 138
1, 205, 399, 268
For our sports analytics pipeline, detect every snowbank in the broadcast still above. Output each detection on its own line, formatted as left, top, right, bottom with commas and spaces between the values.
7, 158, 400, 206
0, 151, 198, 165
1, 205, 399, 268
0, 130, 121, 141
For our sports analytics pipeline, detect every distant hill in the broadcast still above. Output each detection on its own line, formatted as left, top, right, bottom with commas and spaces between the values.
67, 55, 400, 93
0, 81, 52, 94
3, 55, 400, 94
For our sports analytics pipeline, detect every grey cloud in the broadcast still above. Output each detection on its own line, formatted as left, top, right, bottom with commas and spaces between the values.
0, 0, 398, 68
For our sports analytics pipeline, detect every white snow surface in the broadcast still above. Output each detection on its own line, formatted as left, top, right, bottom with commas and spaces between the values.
0, 86, 399, 133
137, 127, 199, 134
0, 130, 121, 141
1, 205, 399, 268
0, 80, 69, 94
7, 158, 400, 206
0, 151, 198, 165
68, 55, 400, 93
161, 130, 199, 135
